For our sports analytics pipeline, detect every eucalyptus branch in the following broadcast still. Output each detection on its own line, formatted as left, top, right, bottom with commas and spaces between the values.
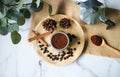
0, 1, 32, 7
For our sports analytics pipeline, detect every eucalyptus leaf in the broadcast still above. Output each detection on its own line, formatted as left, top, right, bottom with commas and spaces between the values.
18, 0, 24, 8
17, 16, 25, 25
48, 5, 52, 15
20, 8, 31, 18
7, 8, 20, 20
11, 31, 21, 44
0, 4, 8, 18
0, 26, 8, 35
31, 1, 44, 12
15, 0, 20, 2
1, 0, 14, 4
0, 17, 7, 27
7, 8, 24, 25
8, 23, 19, 32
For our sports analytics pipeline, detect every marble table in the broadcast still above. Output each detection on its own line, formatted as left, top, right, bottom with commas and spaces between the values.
0, 0, 120, 77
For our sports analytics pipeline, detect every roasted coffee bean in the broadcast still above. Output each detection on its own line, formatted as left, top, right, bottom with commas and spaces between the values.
43, 50, 46, 54
60, 56, 63, 61
67, 51, 73, 56
49, 56, 52, 59
38, 41, 41, 43
41, 45, 44, 47
67, 48, 72, 52
40, 48, 43, 50
49, 53, 52, 56
47, 54, 50, 57
70, 48, 73, 51
39, 45, 42, 48
51, 57, 55, 61
64, 57, 67, 60
39, 45, 44, 48
44, 47, 47, 50
52, 58, 55, 61
74, 48, 76, 51
67, 51, 71, 54
48, 54, 52, 59
56, 57, 59, 60
71, 34, 77, 38
46, 50, 49, 53
61, 51, 66, 56
58, 53, 60, 57
64, 56, 70, 60
70, 54, 73, 57
77, 41, 80, 44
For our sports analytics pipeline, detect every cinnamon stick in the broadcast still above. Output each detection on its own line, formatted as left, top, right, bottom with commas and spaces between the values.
28, 31, 51, 42
28, 30, 51, 46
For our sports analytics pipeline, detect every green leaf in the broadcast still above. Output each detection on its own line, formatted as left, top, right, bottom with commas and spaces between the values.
11, 31, 21, 44
8, 23, 19, 32
17, 16, 25, 25
20, 8, 31, 18
0, 26, 8, 35
31, 1, 44, 12
7, 8, 20, 20
7, 8, 25, 25
0, 17, 7, 27
1, 0, 14, 4
15, 0, 20, 2
48, 5, 52, 15
18, 0, 24, 8
0, 4, 8, 18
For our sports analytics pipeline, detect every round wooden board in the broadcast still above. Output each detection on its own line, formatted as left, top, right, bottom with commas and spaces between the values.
33, 14, 85, 66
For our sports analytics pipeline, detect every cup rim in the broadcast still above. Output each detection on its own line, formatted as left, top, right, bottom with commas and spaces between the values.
50, 31, 69, 51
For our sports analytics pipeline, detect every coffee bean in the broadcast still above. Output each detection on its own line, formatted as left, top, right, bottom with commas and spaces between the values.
39, 45, 42, 48
40, 48, 43, 50
46, 50, 49, 53
44, 47, 47, 50
47, 54, 50, 57
70, 48, 73, 51
56, 57, 59, 60
60, 56, 63, 61
64, 55, 70, 60
58, 54, 60, 57
43, 50, 46, 54
61, 51, 66, 56
77, 41, 80, 44
74, 48, 76, 51
49, 53, 52, 55
38, 41, 41, 43
71, 34, 77, 38
64, 57, 67, 60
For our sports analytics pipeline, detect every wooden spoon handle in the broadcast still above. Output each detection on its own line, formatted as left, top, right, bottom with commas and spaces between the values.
104, 43, 120, 56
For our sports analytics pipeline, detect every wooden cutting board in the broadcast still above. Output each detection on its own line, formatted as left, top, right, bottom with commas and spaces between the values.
32, 14, 85, 66
28, 0, 120, 59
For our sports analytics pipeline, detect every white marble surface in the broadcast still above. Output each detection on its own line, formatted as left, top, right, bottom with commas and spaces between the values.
0, 0, 120, 77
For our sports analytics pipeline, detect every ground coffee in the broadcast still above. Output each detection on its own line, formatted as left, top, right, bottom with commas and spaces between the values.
91, 35, 102, 46
51, 33, 68, 49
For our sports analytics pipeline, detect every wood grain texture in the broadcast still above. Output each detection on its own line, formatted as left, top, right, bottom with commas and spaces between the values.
28, 0, 120, 59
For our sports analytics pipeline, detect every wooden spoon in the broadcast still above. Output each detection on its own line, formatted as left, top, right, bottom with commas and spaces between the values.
100, 38, 120, 55
91, 35, 120, 55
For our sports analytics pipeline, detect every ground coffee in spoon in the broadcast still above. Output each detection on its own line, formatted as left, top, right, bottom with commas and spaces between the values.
91, 35, 102, 46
